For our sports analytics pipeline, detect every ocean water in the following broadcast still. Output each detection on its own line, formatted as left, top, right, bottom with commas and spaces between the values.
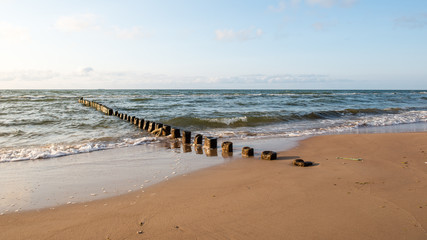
1, 89, 426, 162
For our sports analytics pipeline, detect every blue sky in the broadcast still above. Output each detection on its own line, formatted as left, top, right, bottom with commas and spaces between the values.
0, 0, 426, 89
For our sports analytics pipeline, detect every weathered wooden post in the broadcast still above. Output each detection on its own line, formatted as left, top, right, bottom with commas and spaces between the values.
149, 123, 164, 136
293, 159, 312, 167
148, 122, 156, 132
155, 123, 163, 130
261, 151, 277, 160
171, 141, 180, 149
221, 141, 233, 153
194, 145, 203, 154
242, 147, 254, 157
143, 121, 150, 131
293, 159, 304, 167
222, 151, 233, 158
194, 134, 203, 145
182, 131, 191, 144
170, 128, 181, 138
138, 119, 145, 129
162, 125, 171, 136
183, 144, 192, 153
204, 137, 217, 149
205, 148, 218, 157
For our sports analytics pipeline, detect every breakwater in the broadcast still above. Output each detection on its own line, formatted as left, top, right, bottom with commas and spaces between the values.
78, 97, 282, 160
79, 97, 221, 152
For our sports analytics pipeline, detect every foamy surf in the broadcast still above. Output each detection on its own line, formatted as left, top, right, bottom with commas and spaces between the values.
0, 137, 157, 162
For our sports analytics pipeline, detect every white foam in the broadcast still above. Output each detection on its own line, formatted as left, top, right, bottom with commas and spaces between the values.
0, 137, 157, 162
207, 116, 248, 125
198, 110, 427, 140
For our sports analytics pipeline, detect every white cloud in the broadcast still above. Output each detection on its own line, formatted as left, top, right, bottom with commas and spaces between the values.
312, 22, 325, 31
394, 13, 427, 29
204, 74, 331, 85
54, 14, 150, 40
112, 26, 150, 40
268, 1, 286, 12
0, 70, 335, 89
54, 14, 99, 32
0, 70, 58, 82
291, 0, 302, 6
305, 0, 357, 8
306, 0, 335, 7
340, 0, 358, 7
79, 67, 94, 74
0, 21, 30, 42
266, 0, 357, 13
215, 27, 263, 41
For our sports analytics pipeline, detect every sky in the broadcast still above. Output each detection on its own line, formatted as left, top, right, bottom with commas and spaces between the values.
0, 0, 426, 89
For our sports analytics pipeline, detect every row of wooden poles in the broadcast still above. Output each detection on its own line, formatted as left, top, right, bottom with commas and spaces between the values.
78, 97, 281, 160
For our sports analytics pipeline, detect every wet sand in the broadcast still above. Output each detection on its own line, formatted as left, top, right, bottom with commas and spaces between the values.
1, 132, 427, 239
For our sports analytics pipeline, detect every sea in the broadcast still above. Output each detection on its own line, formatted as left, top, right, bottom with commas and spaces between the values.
1, 89, 426, 212
1, 89, 426, 162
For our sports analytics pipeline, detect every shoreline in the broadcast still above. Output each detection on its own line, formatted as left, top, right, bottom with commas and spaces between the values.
1, 132, 427, 239
2, 122, 425, 212
0, 134, 305, 213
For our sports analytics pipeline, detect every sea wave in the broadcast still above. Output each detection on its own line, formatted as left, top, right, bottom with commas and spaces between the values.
163, 115, 280, 129
0, 137, 157, 162
302, 108, 404, 120
162, 107, 422, 129
195, 110, 427, 139
128, 97, 152, 102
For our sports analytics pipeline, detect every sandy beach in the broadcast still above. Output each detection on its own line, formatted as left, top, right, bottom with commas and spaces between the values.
1, 132, 426, 239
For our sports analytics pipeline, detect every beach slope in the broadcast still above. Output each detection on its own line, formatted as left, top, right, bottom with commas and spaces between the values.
1, 132, 427, 239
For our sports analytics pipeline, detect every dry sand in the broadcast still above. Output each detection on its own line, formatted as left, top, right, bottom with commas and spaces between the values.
1, 132, 427, 240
